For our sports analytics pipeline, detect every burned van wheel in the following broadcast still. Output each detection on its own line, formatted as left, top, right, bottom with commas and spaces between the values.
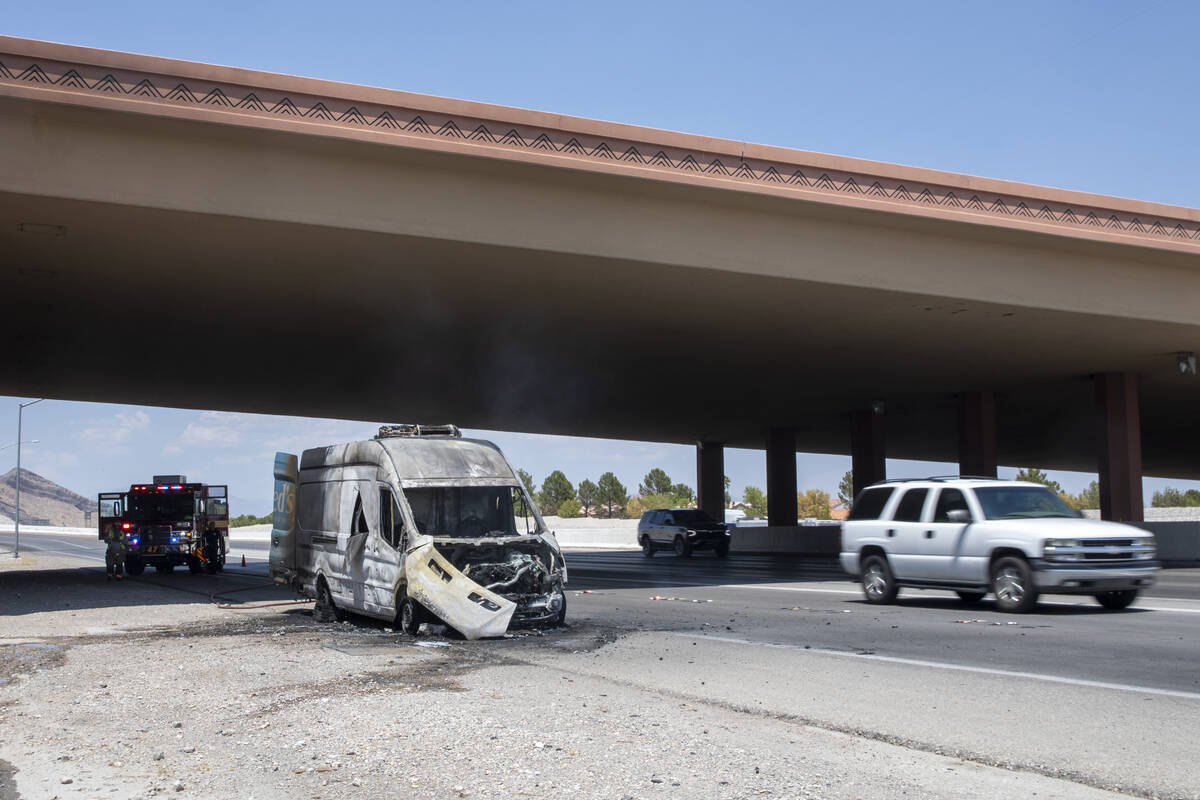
314, 579, 341, 623
641, 537, 654, 557
673, 536, 693, 558
124, 555, 145, 576
955, 590, 986, 604
398, 597, 423, 636
1095, 589, 1139, 610
544, 587, 567, 628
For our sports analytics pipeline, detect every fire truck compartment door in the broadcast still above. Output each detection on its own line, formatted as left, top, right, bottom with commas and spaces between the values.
404, 541, 516, 640
97, 493, 124, 540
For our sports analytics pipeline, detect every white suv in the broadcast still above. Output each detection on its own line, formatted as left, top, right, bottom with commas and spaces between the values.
840, 478, 1158, 612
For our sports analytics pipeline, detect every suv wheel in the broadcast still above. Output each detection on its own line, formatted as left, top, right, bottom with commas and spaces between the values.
1094, 589, 1138, 610
991, 556, 1038, 613
640, 536, 654, 557
673, 536, 692, 558
715, 542, 730, 558
860, 554, 898, 604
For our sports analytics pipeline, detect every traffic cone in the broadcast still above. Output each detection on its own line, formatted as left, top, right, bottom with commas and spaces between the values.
241, 554, 246, 567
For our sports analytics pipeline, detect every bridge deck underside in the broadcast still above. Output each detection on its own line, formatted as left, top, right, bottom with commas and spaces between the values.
3, 190, 1198, 477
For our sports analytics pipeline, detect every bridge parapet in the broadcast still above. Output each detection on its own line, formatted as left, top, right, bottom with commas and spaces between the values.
3, 34, 1199, 255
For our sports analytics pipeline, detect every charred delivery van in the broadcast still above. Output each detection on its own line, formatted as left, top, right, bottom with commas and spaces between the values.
270, 424, 567, 639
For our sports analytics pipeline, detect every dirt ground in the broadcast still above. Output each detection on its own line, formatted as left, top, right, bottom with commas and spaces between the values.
0, 552, 1142, 800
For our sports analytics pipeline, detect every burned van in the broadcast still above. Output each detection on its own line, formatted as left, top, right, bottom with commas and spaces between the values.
269, 424, 567, 639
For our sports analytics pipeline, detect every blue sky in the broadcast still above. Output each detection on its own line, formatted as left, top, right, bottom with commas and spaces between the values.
4, 2, 1200, 512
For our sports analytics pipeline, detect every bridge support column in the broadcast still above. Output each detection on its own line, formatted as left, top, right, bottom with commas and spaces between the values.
696, 441, 725, 522
851, 409, 886, 496
957, 391, 997, 478
1095, 372, 1144, 522
766, 427, 797, 526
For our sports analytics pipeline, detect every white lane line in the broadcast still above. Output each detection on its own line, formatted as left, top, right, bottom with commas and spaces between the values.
588, 579, 1200, 615
38, 538, 100, 551
718, 583, 1200, 613
663, 632, 1200, 701
25, 545, 104, 561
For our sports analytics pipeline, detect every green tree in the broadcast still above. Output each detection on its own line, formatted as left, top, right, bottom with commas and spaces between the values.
625, 496, 646, 520
1186, 489, 1200, 507
557, 498, 582, 518
516, 469, 537, 516
1152, 487, 1187, 507
596, 472, 629, 519
670, 482, 695, 507
797, 489, 832, 520
639, 492, 676, 511
742, 486, 767, 517
639, 468, 673, 498
577, 479, 598, 517
231, 513, 272, 527
1014, 467, 1063, 495
539, 470, 575, 516
1064, 481, 1100, 510
724, 475, 731, 508
838, 470, 854, 505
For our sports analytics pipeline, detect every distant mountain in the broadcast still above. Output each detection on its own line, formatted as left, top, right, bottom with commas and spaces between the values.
0, 468, 92, 527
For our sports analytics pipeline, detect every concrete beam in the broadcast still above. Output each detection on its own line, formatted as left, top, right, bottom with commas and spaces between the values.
766, 427, 798, 527
958, 391, 998, 478
1096, 373, 1144, 522
696, 441, 725, 521
851, 409, 886, 494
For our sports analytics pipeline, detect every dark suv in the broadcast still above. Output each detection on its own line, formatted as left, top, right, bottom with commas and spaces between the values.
637, 508, 731, 558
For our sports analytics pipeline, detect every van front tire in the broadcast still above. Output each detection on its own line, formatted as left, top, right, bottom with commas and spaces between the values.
398, 597, 423, 636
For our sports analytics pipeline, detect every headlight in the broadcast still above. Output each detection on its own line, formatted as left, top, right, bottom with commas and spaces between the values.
1043, 538, 1081, 561
1132, 536, 1157, 559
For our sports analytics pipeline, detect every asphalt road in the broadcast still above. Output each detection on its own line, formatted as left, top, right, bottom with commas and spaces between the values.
6, 530, 1200, 797
11, 531, 1200, 695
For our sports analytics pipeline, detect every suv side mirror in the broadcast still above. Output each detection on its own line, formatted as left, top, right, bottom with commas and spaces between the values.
946, 509, 971, 523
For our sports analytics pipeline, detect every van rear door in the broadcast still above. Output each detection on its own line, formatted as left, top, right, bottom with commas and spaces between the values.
270, 452, 298, 584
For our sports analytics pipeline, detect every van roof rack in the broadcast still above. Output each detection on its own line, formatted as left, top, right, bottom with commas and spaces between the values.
375, 424, 462, 439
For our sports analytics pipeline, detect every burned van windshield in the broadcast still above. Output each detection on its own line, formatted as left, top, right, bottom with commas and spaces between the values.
404, 486, 534, 538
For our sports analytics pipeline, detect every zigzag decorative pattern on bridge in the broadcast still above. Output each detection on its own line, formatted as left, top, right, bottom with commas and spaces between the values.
3, 52, 1198, 245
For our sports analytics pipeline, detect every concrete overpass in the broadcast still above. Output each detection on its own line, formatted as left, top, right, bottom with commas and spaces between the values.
2, 36, 1198, 524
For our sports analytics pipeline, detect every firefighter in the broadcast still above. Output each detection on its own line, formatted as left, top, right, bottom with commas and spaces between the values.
202, 521, 222, 570
104, 523, 126, 580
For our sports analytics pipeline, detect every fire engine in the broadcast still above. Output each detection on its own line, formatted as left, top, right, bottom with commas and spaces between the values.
97, 475, 229, 575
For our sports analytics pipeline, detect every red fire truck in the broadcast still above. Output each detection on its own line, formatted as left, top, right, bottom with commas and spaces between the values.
97, 475, 229, 575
